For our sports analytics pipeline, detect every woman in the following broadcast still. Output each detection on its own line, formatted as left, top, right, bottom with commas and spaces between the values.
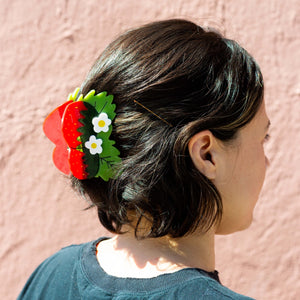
18, 19, 270, 299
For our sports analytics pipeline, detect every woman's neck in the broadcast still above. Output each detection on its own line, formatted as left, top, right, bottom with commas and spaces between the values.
96, 230, 216, 278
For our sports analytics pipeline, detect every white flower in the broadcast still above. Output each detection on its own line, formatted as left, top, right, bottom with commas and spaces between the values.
84, 135, 103, 155
92, 112, 111, 133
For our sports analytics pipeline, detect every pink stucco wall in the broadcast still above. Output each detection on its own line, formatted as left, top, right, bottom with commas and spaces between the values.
1, 0, 299, 299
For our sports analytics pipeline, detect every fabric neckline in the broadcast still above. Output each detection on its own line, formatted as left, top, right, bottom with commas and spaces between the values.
81, 238, 220, 294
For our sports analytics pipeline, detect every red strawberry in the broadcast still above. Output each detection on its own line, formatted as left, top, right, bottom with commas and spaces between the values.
62, 101, 88, 148
52, 143, 70, 174
69, 149, 88, 179
43, 100, 73, 175
43, 100, 72, 146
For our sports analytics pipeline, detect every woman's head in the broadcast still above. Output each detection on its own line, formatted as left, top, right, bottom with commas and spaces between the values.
72, 19, 264, 238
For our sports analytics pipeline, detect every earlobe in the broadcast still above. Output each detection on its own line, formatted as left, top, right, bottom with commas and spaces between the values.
188, 130, 217, 179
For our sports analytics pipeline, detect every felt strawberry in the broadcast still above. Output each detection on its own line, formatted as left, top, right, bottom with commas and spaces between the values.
43, 88, 121, 181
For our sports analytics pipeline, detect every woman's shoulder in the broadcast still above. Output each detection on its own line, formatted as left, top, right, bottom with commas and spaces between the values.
28, 238, 95, 274
17, 239, 101, 300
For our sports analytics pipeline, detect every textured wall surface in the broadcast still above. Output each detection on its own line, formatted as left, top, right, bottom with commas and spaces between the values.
1, 0, 299, 299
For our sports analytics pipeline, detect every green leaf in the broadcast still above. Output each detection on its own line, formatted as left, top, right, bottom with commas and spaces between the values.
96, 138, 121, 181
82, 147, 99, 178
67, 87, 80, 101
73, 90, 121, 181
83, 90, 116, 121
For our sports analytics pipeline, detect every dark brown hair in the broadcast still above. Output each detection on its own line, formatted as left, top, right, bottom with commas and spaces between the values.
72, 19, 264, 238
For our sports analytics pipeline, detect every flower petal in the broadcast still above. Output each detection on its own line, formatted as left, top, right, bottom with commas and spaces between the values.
92, 112, 111, 133
85, 135, 103, 155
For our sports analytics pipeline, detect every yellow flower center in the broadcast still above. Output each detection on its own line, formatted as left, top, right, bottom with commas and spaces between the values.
91, 143, 97, 149
98, 120, 105, 127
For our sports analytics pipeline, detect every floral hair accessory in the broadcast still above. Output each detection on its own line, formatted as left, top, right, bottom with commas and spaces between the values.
43, 88, 121, 181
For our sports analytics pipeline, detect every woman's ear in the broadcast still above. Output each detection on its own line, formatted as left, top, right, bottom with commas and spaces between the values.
188, 130, 218, 179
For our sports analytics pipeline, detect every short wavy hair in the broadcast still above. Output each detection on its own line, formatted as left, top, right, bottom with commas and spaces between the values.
72, 19, 264, 239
